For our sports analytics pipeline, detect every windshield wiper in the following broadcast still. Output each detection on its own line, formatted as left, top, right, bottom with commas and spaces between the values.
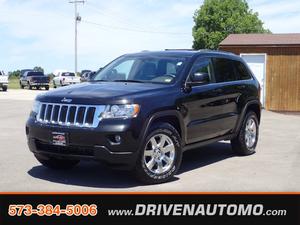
90, 79, 109, 82
113, 79, 145, 83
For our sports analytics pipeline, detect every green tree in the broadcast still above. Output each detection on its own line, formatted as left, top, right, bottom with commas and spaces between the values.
33, 66, 44, 73
8, 70, 21, 78
192, 0, 271, 50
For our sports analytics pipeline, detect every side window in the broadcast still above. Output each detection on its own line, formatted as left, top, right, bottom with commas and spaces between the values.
213, 58, 236, 83
234, 61, 252, 80
189, 58, 213, 83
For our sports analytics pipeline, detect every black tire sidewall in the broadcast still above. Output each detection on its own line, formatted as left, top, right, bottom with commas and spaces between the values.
236, 112, 259, 155
135, 123, 182, 184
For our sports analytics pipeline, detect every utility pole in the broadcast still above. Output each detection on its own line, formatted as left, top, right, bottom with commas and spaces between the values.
69, 0, 84, 75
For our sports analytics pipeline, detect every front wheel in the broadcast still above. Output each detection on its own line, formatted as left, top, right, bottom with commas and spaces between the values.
231, 111, 259, 156
2, 86, 7, 91
134, 123, 182, 184
35, 154, 80, 170
45, 86, 49, 90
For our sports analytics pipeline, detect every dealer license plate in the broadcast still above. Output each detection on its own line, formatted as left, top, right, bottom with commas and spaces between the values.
52, 132, 68, 146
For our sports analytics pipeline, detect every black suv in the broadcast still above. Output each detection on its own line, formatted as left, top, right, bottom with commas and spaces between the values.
26, 50, 261, 184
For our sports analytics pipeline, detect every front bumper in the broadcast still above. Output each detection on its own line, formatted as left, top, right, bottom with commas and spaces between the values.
0, 83, 8, 87
26, 117, 140, 168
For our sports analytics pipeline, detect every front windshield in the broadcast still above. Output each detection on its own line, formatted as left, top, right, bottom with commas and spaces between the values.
93, 55, 186, 84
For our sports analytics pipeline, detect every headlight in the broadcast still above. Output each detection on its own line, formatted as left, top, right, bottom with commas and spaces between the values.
32, 100, 41, 114
101, 104, 140, 119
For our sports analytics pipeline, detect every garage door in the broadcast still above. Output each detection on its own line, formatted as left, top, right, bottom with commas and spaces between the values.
240, 54, 266, 107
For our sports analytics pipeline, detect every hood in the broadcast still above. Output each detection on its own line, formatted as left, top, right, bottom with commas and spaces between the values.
37, 81, 171, 104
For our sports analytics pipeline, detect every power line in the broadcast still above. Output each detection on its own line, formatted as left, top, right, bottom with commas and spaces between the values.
84, 2, 151, 31
81, 20, 190, 36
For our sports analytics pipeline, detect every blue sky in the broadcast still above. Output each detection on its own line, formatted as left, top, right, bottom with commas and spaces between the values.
1, 0, 300, 74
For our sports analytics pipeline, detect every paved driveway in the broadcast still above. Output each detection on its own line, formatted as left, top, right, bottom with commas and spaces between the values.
0, 90, 299, 191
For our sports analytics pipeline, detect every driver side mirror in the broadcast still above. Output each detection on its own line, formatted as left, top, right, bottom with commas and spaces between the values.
183, 72, 209, 93
190, 72, 209, 84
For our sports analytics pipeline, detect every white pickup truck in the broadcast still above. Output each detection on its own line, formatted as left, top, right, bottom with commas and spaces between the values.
52, 72, 81, 88
0, 71, 8, 91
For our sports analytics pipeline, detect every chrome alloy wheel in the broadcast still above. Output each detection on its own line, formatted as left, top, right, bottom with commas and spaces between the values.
245, 118, 257, 148
143, 134, 176, 175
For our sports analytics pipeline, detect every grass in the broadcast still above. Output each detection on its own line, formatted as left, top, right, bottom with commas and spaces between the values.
8, 77, 20, 89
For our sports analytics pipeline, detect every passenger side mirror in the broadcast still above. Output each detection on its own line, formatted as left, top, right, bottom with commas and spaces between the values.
190, 72, 209, 84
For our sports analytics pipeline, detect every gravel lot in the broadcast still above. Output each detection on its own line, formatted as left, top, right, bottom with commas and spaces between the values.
0, 89, 299, 192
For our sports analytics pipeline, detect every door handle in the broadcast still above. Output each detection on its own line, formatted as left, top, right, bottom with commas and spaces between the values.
213, 88, 223, 93
237, 85, 246, 90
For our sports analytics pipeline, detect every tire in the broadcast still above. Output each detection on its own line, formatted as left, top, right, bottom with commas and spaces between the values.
2, 86, 7, 92
37, 86, 40, 90
35, 154, 80, 170
20, 82, 24, 89
45, 86, 49, 90
134, 122, 182, 184
231, 111, 259, 156
53, 81, 56, 88
28, 82, 32, 90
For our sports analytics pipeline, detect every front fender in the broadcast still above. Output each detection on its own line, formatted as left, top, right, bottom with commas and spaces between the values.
138, 110, 186, 150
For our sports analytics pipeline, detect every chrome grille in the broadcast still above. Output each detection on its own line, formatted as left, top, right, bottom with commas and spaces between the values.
37, 103, 105, 128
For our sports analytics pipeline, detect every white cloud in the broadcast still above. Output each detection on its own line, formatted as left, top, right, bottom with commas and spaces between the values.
0, 0, 197, 73
248, 0, 300, 33
1, 0, 300, 73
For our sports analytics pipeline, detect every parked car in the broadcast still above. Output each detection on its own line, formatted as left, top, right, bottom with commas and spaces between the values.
20, 69, 33, 77
80, 71, 96, 82
81, 70, 91, 75
52, 72, 81, 88
0, 71, 8, 91
26, 50, 261, 184
20, 71, 50, 90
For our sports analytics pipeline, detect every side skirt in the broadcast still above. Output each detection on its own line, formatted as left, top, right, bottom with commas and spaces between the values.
183, 134, 234, 152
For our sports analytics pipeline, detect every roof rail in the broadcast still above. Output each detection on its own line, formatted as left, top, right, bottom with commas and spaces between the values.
164, 49, 195, 51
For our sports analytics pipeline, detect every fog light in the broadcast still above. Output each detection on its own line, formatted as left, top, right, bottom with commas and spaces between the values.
115, 135, 121, 143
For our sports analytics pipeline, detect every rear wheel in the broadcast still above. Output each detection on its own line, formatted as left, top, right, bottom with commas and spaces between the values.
2, 86, 7, 91
35, 154, 80, 170
134, 123, 182, 184
45, 86, 49, 90
231, 111, 259, 156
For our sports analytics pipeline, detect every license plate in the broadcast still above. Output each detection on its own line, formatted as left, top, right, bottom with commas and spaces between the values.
52, 132, 68, 146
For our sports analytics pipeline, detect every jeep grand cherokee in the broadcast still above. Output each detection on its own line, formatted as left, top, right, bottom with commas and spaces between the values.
26, 50, 261, 184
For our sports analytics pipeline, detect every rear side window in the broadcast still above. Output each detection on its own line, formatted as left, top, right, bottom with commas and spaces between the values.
234, 61, 252, 80
213, 58, 236, 83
